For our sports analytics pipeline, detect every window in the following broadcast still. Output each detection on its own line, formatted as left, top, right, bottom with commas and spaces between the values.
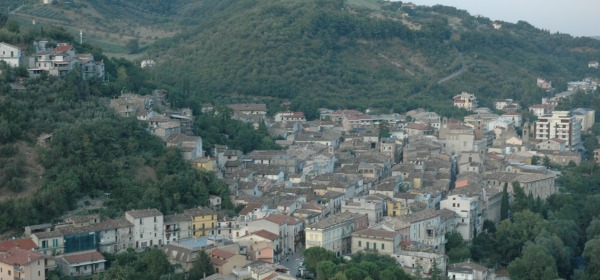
358, 241, 362, 247
381, 243, 385, 250
140, 219, 143, 225
154, 217, 157, 223
366, 242, 370, 249
140, 234, 143, 239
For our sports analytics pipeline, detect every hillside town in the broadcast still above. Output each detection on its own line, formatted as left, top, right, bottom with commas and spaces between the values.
1, 57, 599, 279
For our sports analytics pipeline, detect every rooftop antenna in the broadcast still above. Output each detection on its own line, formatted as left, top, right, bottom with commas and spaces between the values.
79, 30, 83, 44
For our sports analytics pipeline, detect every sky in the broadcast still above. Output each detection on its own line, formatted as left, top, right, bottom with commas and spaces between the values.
408, 0, 600, 37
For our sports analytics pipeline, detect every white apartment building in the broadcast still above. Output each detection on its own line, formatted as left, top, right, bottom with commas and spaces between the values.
377, 209, 446, 251
341, 198, 384, 224
125, 209, 164, 249
305, 212, 368, 257
0, 42, 22, 67
440, 195, 481, 241
533, 111, 581, 150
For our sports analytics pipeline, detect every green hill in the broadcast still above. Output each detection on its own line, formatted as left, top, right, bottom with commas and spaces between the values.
5, 0, 600, 115
137, 0, 600, 117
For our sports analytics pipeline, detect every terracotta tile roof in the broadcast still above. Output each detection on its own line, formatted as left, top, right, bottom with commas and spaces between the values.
61, 250, 105, 265
54, 44, 73, 52
0, 238, 37, 252
265, 214, 300, 225
252, 230, 279, 241
263, 272, 279, 280
0, 247, 45, 266
210, 248, 235, 260
211, 257, 227, 266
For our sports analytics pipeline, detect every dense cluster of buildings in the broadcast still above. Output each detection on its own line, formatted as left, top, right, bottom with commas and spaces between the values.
2, 50, 599, 279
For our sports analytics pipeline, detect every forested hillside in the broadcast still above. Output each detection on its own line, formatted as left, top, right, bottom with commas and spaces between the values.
0, 63, 233, 235
142, 0, 600, 117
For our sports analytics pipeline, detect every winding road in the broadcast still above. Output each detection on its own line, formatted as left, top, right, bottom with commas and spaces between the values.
437, 52, 466, 84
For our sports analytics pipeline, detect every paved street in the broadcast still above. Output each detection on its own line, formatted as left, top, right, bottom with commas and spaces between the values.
281, 244, 305, 277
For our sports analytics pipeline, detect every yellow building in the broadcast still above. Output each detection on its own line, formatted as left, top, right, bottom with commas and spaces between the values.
192, 157, 217, 172
184, 206, 217, 237
387, 201, 409, 217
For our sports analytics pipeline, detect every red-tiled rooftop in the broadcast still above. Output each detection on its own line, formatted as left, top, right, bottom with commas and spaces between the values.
54, 44, 73, 52
0, 238, 37, 252
210, 248, 235, 259
265, 214, 300, 225
252, 230, 279, 241
61, 250, 105, 265
0, 247, 45, 266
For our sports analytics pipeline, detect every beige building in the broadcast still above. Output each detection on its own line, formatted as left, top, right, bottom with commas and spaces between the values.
483, 171, 557, 200
209, 248, 247, 276
351, 228, 401, 255
0, 247, 46, 280
56, 250, 105, 277
438, 122, 475, 155
453, 92, 478, 111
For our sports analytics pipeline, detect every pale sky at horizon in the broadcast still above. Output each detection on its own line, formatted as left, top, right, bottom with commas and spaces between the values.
408, 0, 600, 37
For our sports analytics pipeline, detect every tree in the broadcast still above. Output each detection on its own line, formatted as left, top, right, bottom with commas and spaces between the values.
316, 261, 337, 280
135, 249, 174, 280
378, 121, 391, 138
508, 243, 559, 280
303, 247, 338, 273
188, 251, 215, 279
584, 238, 600, 279
126, 39, 139, 54
534, 230, 573, 278
501, 183, 509, 220
429, 260, 448, 280
496, 210, 550, 261
587, 218, 600, 240
511, 181, 528, 213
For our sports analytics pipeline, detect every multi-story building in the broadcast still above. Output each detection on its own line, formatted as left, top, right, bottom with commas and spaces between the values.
56, 250, 105, 277
341, 198, 384, 224
453, 92, 478, 111
164, 213, 193, 245
376, 209, 445, 251
305, 212, 368, 257
125, 209, 164, 249
351, 228, 401, 255
0, 247, 46, 280
483, 171, 557, 200
440, 195, 481, 241
29, 43, 104, 79
533, 111, 581, 150
438, 122, 475, 155
184, 206, 217, 237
